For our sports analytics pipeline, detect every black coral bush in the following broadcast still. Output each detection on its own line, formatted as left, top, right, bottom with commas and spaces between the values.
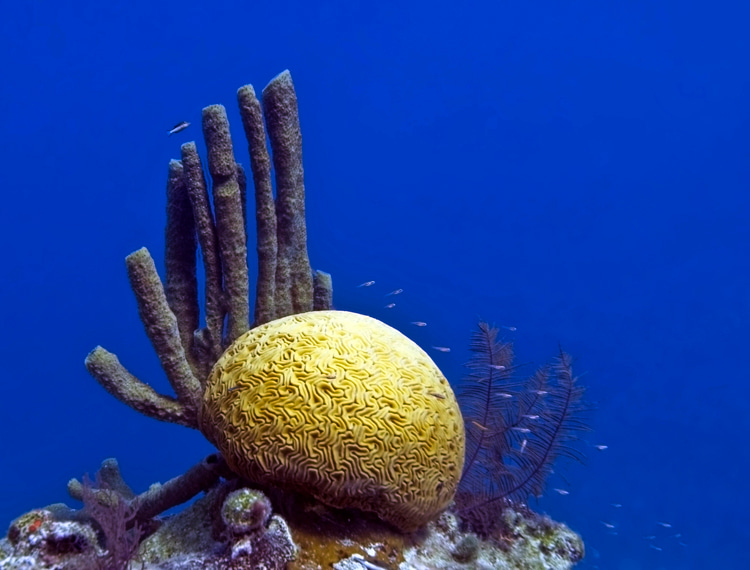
456, 322, 588, 535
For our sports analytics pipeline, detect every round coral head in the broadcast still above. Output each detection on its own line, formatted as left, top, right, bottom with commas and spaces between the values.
199, 310, 465, 532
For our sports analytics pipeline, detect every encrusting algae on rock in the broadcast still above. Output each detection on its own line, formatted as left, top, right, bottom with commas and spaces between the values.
0, 70, 586, 569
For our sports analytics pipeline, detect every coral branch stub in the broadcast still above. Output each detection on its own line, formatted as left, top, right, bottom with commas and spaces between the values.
199, 310, 466, 532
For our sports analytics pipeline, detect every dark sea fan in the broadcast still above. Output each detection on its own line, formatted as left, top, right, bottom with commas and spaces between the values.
456, 322, 588, 535
80, 474, 143, 570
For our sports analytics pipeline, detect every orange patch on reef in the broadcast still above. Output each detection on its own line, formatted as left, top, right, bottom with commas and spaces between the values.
284, 503, 420, 570
27, 518, 42, 533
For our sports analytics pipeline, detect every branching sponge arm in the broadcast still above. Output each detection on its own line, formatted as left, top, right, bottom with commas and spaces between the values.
262, 70, 313, 316
164, 159, 200, 377
133, 453, 231, 521
313, 270, 333, 311
84, 346, 195, 428
125, 247, 202, 416
202, 104, 250, 345
180, 142, 225, 369
237, 84, 277, 327
68, 455, 231, 524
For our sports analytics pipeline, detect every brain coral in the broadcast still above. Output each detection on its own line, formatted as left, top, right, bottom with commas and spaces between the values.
199, 310, 465, 532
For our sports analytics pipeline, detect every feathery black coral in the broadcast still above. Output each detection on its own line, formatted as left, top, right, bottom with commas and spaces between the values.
456, 321, 588, 534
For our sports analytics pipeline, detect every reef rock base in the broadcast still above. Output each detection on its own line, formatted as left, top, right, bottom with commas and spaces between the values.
1, 478, 583, 570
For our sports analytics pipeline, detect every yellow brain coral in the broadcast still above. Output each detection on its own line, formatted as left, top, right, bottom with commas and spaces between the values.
199, 310, 465, 531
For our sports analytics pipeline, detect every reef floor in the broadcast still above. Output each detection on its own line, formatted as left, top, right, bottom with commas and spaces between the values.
0, 476, 583, 570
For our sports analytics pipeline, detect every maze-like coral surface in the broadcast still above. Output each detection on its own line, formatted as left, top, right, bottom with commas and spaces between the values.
199, 310, 465, 531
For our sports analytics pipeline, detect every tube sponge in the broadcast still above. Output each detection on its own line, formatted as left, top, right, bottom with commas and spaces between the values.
199, 310, 465, 532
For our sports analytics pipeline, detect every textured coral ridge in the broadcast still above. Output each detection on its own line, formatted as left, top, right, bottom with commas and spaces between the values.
199, 310, 466, 532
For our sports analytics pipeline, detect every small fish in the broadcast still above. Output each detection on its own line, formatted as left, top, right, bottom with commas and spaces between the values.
489, 364, 506, 370
611, 503, 622, 508
672, 533, 682, 538
643, 535, 656, 540
553, 488, 570, 495
429, 392, 446, 399
657, 521, 672, 528
385, 288, 403, 296
168, 121, 190, 135
678, 542, 687, 547
357, 280, 376, 287
325, 374, 336, 379
502, 325, 517, 331
511, 427, 531, 433
411, 321, 427, 327
522, 414, 539, 420
471, 420, 488, 431
227, 386, 242, 393
534, 390, 549, 395
600, 521, 615, 529
384, 303, 396, 309
520, 439, 527, 453
432, 346, 451, 352
649, 544, 663, 552
497, 392, 514, 398
594, 444, 609, 451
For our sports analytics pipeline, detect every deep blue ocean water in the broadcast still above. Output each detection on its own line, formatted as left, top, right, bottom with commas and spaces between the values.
1, 1, 748, 568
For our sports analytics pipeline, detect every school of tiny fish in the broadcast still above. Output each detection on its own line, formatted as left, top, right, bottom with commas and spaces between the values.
354, 277, 689, 562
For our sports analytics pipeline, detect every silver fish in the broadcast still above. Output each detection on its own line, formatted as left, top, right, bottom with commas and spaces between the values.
168, 121, 190, 135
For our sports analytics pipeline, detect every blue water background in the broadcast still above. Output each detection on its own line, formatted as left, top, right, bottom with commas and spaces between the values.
1, 2, 748, 568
